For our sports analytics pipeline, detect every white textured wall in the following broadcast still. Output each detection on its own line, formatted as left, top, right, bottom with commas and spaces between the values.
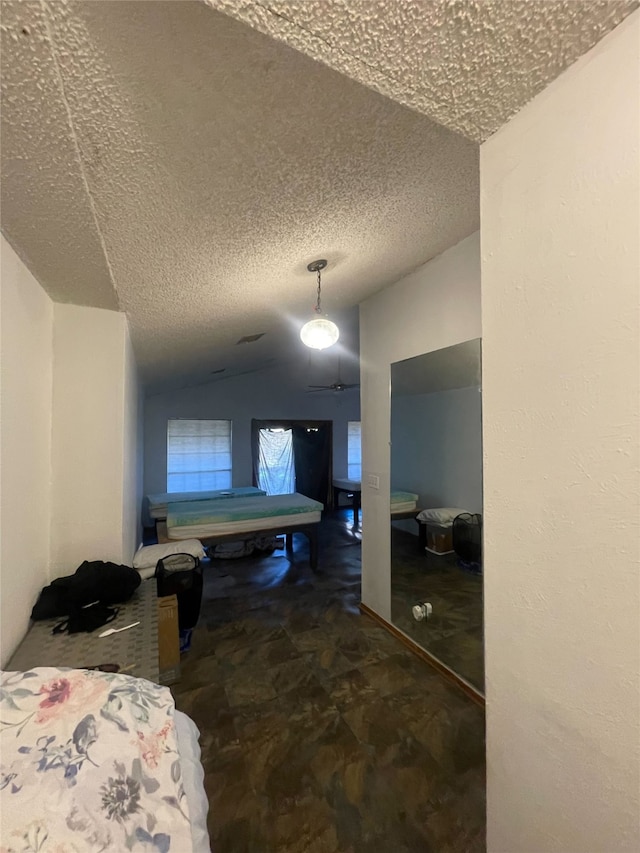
0, 237, 53, 666
359, 232, 481, 620
481, 12, 640, 852
391, 386, 483, 516
50, 305, 130, 576
144, 365, 360, 498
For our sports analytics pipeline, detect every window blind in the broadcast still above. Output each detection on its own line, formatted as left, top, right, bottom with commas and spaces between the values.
347, 421, 362, 481
167, 419, 232, 492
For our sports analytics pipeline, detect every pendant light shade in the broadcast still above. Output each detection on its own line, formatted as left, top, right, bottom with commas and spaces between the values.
300, 259, 339, 350
300, 316, 340, 350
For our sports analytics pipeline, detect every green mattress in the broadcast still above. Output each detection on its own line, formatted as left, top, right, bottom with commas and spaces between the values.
390, 490, 419, 504
167, 492, 324, 529
147, 486, 266, 519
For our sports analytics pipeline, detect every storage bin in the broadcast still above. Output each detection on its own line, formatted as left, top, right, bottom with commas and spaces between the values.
425, 522, 454, 555
155, 554, 204, 635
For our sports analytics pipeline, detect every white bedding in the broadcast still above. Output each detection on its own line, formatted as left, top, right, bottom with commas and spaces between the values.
0, 668, 198, 852
133, 539, 206, 569
174, 710, 210, 853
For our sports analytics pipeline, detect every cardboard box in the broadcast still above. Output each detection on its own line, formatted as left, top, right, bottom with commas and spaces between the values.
426, 525, 453, 554
157, 595, 181, 685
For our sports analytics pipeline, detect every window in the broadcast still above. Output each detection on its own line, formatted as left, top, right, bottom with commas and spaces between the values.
167, 419, 231, 492
348, 421, 362, 481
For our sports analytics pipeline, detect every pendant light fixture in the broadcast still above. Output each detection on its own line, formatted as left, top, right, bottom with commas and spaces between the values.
300, 259, 340, 350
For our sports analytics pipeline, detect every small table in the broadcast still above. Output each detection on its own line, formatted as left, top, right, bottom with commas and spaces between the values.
6, 581, 159, 682
332, 478, 362, 526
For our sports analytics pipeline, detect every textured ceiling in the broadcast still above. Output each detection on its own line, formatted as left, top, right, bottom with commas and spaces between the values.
209, 0, 638, 142
0, 1, 118, 310
1, 0, 479, 393
1, 1, 635, 394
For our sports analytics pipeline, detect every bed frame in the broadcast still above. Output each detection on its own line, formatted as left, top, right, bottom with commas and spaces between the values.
156, 520, 320, 572
391, 508, 427, 551
333, 481, 362, 526
333, 480, 421, 533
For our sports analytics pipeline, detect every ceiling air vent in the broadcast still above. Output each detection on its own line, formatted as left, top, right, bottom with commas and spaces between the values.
236, 333, 265, 345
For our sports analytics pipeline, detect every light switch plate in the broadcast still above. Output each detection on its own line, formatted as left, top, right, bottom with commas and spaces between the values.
367, 474, 380, 489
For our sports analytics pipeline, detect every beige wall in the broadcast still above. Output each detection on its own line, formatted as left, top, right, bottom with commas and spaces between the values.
1, 239, 142, 661
50, 304, 140, 576
0, 237, 53, 666
481, 12, 640, 852
359, 231, 481, 621
51, 304, 125, 574
123, 326, 143, 557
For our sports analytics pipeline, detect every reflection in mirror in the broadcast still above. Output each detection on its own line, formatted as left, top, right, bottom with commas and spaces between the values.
390, 339, 483, 692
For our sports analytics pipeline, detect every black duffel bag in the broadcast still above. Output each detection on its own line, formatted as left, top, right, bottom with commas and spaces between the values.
52, 601, 120, 635
31, 560, 141, 621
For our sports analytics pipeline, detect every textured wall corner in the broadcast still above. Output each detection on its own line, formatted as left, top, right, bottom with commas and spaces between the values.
207, 0, 638, 142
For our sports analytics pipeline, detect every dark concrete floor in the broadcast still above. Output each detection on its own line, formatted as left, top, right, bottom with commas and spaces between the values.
171, 510, 485, 852
391, 527, 484, 692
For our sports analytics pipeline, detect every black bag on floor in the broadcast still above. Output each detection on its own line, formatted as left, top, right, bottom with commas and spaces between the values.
70, 560, 141, 605
155, 554, 203, 631
31, 580, 71, 620
52, 602, 120, 635
31, 561, 141, 621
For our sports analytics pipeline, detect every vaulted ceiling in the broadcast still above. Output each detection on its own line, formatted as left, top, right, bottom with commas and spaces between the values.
1, 1, 635, 393
210, 0, 636, 142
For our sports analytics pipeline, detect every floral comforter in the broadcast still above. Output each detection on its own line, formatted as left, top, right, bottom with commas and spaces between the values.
0, 667, 193, 853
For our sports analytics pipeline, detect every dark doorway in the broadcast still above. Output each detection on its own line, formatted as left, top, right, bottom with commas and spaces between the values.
251, 420, 333, 507
291, 424, 331, 505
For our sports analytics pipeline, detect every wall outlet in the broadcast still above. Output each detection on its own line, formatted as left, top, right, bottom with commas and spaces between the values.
367, 474, 380, 489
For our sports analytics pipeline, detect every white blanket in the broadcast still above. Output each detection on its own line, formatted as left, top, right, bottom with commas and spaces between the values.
1, 667, 194, 853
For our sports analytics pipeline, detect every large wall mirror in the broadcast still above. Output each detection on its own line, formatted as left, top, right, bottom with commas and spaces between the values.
390, 339, 483, 692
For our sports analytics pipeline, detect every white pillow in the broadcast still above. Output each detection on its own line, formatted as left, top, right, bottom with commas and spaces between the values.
136, 567, 157, 581
132, 539, 206, 569
416, 507, 469, 525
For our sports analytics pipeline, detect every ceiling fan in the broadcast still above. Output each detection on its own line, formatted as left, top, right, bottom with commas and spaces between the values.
307, 355, 359, 392
307, 380, 360, 393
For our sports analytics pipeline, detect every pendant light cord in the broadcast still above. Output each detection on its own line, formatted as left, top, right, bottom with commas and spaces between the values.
315, 267, 322, 314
